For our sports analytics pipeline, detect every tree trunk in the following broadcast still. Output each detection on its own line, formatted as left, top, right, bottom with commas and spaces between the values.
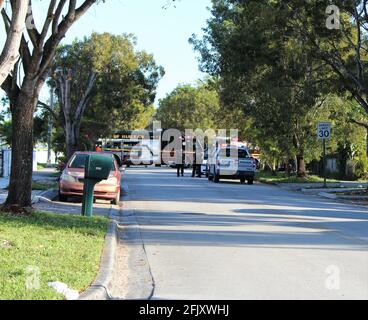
57, 70, 96, 161
0, 0, 28, 86
65, 122, 79, 161
5, 90, 37, 208
297, 153, 306, 178
0, 0, 99, 210
366, 127, 368, 157
285, 160, 291, 176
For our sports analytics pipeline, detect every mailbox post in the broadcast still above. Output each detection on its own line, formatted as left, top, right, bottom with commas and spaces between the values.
82, 154, 114, 217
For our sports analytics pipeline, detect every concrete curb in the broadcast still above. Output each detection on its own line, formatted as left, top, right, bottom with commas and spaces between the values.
302, 187, 365, 194
78, 217, 119, 300
111, 181, 155, 300
318, 192, 338, 199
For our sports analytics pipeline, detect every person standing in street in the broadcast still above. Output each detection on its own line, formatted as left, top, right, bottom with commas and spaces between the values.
191, 146, 203, 178
176, 142, 185, 177
191, 151, 197, 178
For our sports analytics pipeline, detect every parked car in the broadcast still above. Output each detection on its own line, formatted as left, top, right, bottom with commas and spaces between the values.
59, 151, 121, 204
208, 146, 256, 184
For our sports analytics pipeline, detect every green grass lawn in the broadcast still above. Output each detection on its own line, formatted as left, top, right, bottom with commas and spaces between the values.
0, 211, 109, 300
32, 180, 58, 191
6, 181, 59, 191
256, 171, 341, 184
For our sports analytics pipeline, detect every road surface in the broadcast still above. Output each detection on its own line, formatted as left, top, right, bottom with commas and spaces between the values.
118, 167, 368, 300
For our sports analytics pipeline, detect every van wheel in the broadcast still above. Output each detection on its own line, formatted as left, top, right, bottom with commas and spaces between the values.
240, 178, 246, 184
247, 179, 254, 185
208, 167, 214, 181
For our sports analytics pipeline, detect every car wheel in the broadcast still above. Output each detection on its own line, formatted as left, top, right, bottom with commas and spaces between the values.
240, 178, 246, 184
112, 190, 121, 205
247, 179, 254, 185
59, 191, 68, 202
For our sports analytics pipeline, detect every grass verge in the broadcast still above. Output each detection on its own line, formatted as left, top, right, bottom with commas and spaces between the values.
256, 171, 340, 184
32, 181, 58, 191
0, 211, 109, 300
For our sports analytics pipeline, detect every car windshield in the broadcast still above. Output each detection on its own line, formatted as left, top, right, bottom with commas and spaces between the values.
69, 154, 88, 169
69, 154, 115, 170
219, 148, 249, 159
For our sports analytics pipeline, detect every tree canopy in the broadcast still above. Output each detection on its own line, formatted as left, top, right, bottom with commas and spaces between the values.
190, 0, 368, 177
155, 82, 220, 131
47, 32, 164, 158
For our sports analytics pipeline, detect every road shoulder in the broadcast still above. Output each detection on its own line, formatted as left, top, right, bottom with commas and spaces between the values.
109, 180, 155, 300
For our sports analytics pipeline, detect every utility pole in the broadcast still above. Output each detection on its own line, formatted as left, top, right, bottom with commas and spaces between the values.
47, 86, 54, 166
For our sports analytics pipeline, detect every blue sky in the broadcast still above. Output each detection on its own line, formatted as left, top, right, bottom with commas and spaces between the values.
1, 0, 212, 107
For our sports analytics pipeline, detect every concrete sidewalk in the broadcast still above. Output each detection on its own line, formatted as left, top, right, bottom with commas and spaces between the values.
0, 168, 59, 191
277, 181, 368, 191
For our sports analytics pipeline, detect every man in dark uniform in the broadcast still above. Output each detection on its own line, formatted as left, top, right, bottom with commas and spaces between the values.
191, 152, 197, 178
176, 143, 185, 177
191, 146, 203, 178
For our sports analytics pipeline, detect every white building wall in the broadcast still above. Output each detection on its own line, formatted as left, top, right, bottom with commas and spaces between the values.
2, 149, 46, 177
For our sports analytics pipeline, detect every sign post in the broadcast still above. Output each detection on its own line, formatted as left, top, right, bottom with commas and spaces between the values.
317, 122, 332, 188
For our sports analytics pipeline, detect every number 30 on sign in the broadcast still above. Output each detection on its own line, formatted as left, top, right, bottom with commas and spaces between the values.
317, 122, 332, 140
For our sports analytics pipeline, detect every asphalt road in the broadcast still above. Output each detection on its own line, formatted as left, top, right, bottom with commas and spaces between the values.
121, 167, 368, 300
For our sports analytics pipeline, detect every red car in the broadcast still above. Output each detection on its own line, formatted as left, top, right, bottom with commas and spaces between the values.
59, 152, 121, 204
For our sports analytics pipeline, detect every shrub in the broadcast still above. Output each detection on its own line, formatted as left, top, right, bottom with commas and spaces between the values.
355, 156, 368, 180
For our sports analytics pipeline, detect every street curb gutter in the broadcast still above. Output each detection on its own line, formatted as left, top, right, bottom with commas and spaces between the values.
79, 217, 118, 300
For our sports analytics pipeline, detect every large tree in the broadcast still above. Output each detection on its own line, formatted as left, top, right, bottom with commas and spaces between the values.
155, 82, 220, 132
0, 0, 102, 209
264, 1, 368, 116
0, 0, 28, 86
191, 0, 334, 176
44, 33, 163, 160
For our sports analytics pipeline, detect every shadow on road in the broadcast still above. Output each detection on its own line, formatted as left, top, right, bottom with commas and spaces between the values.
123, 167, 368, 251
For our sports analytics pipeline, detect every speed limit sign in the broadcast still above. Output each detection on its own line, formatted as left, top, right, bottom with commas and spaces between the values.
317, 122, 332, 140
